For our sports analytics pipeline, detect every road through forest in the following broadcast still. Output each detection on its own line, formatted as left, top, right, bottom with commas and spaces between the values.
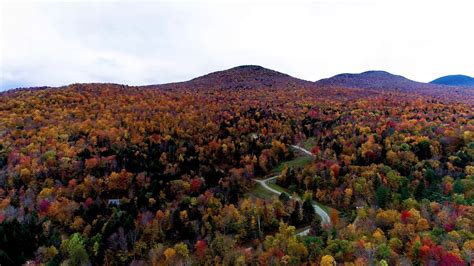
254, 145, 331, 236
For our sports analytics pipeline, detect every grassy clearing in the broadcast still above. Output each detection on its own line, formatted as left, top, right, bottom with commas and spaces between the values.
271, 156, 313, 174
267, 182, 285, 194
246, 182, 276, 199
301, 137, 317, 151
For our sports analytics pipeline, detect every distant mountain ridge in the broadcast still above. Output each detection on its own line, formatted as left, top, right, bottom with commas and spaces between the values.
3, 66, 473, 104
314, 70, 438, 91
430, 75, 474, 87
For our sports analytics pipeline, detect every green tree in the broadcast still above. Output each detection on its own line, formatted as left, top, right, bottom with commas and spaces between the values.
414, 181, 425, 200
424, 168, 436, 183
302, 236, 323, 261
453, 179, 464, 194
376, 186, 389, 208
279, 192, 290, 203
61, 233, 89, 266
376, 244, 391, 260
324, 239, 354, 261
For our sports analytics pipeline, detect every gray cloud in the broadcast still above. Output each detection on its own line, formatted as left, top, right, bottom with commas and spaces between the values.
1, 0, 473, 91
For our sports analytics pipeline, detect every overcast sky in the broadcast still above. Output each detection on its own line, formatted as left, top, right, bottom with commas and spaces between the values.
1, 0, 473, 90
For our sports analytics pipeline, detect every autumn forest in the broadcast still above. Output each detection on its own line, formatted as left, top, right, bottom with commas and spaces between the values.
0, 66, 473, 265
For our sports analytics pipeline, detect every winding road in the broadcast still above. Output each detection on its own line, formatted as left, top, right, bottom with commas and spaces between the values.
254, 144, 331, 236
290, 144, 314, 157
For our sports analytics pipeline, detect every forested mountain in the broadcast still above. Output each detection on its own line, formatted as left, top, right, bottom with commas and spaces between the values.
142, 65, 316, 91
315, 71, 430, 90
0, 67, 473, 265
431, 75, 474, 87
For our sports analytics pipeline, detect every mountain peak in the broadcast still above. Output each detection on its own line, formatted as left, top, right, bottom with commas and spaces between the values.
191, 65, 290, 80
233, 65, 267, 71
315, 70, 427, 90
430, 75, 474, 87
181, 65, 313, 89
360, 70, 395, 76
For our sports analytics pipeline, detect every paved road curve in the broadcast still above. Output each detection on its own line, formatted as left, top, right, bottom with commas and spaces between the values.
255, 145, 331, 236
290, 144, 314, 156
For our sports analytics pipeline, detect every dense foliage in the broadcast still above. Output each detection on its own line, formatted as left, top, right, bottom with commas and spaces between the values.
0, 82, 473, 265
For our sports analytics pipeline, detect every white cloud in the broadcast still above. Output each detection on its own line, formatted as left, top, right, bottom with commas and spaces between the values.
1, 0, 473, 90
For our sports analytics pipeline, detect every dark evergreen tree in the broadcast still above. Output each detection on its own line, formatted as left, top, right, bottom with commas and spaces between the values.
310, 215, 323, 236
302, 199, 315, 224
414, 181, 426, 200
415, 140, 432, 160
291, 201, 303, 226
279, 192, 290, 203
376, 185, 389, 208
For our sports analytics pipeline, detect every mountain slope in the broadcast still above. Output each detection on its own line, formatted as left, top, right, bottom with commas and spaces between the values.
152, 65, 316, 90
430, 75, 474, 87
315, 70, 437, 91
